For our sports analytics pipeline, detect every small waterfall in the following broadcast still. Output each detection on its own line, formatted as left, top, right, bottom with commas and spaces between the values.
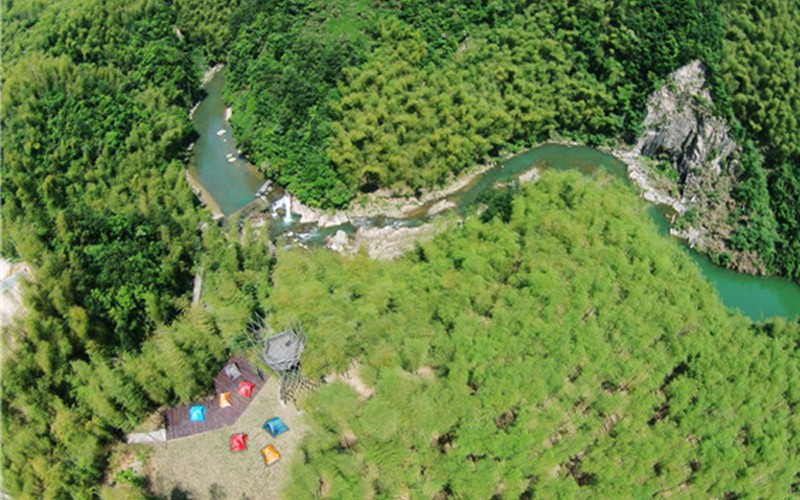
271, 195, 293, 225
284, 196, 292, 225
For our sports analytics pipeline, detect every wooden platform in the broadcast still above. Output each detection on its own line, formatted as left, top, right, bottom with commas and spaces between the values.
164, 357, 267, 441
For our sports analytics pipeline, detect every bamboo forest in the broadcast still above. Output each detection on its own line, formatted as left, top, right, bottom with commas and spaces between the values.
1, 0, 799, 498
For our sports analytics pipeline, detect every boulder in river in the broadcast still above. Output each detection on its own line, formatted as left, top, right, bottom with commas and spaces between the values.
326, 230, 349, 253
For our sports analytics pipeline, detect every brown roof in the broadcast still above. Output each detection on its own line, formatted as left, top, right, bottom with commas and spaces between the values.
164, 356, 267, 440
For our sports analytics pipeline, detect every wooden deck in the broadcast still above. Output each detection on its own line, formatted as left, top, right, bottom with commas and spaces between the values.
164, 357, 267, 441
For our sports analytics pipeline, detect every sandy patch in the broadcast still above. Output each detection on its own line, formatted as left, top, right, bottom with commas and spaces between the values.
185, 170, 224, 220
349, 223, 445, 260
518, 167, 539, 183
0, 258, 31, 329
427, 199, 457, 216
202, 64, 225, 85
415, 366, 436, 380
324, 363, 375, 399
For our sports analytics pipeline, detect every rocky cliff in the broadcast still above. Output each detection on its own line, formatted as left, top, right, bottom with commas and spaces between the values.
638, 61, 737, 191
617, 60, 764, 272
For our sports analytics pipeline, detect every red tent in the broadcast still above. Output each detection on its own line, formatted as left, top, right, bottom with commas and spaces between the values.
238, 380, 256, 398
230, 433, 248, 451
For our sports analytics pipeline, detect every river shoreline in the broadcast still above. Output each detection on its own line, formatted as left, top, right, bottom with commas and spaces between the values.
182, 75, 800, 318
287, 159, 497, 226
185, 170, 224, 220
287, 141, 584, 227
182, 67, 776, 284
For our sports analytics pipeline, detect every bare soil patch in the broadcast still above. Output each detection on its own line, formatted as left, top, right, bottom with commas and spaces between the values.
324, 362, 375, 399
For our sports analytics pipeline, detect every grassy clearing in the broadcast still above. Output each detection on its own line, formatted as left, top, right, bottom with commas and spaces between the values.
146, 378, 306, 499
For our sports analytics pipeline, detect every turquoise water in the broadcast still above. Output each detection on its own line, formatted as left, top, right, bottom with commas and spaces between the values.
645, 207, 800, 321
451, 144, 628, 210
515, 147, 800, 322
188, 77, 800, 321
688, 250, 800, 321
188, 70, 265, 215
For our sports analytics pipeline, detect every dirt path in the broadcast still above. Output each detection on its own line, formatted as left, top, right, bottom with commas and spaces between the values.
324, 363, 375, 399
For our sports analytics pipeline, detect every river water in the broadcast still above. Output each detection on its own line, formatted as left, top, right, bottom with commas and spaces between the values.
189, 71, 266, 215
190, 70, 800, 322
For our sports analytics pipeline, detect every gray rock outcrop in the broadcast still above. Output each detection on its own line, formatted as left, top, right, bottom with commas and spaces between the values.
617, 60, 763, 272
326, 230, 349, 253
635, 60, 737, 201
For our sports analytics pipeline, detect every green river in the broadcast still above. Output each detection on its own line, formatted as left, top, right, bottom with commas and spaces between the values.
189, 71, 265, 215
190, 71, 800, 322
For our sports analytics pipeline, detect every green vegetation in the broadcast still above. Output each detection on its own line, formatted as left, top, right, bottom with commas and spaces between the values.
2, 0, 800, 497
0, 0, 270, 497
719, 0, 800, 281
224, 0, 371, 206
269, 173, 800, 498
222, 0, 800, 283
226, 0, 721, 201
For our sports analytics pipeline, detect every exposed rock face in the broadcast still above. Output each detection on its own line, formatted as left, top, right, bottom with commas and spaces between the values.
618, 60, 761, 271
636, 61, 737, 200
1, 259, 31, 329
324, 223, 444, 260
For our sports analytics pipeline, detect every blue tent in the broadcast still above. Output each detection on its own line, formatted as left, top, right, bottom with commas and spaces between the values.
190, 405, 206, 422
263, 417, 289, 437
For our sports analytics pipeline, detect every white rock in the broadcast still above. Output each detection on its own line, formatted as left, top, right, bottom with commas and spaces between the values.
326, 230, 349, 253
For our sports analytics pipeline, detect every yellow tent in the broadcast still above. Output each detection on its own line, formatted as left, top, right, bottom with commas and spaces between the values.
218, 392, 232, 408
261, 444, 281, 466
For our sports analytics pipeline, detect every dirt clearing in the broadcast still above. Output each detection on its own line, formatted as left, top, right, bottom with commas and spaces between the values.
147, 378, 307, 499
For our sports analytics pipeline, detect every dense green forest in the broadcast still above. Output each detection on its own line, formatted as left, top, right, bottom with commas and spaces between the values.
1, 0, 268, 497
221, 0, 800, 283
719, 0, 800, 281
2, 0, 800, 497
224, 0, 721, 203
271, 172, 800, 498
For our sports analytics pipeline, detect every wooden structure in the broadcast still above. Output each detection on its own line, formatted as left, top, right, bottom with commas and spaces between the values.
246, 315, 318, 404
164, 356, 266, 440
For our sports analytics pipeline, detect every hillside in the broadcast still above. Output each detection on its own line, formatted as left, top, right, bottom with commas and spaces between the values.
268, 172, 800, 498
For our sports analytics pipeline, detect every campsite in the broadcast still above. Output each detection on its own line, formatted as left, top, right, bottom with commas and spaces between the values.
143, 376, 304, 498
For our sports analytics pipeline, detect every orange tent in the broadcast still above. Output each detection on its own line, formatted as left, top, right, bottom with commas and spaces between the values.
238, 380, 256, 398
218, 392, 232, 408
261, 444, 281, 466
230, 433, 247, 452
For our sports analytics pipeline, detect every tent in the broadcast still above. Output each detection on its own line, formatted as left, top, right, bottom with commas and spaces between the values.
218, 392, 232, 408
263, 417, 289, 438
238, 380, 256, 398
230, 433, 248, 451
261, 444, 281, 466
224, 363, 242, 380
189, 405, 206, 422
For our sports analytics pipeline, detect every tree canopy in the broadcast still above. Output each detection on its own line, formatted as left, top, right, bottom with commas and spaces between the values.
2, 0, 799, 497
222, 0, 800, 283
269, 173, 800, 498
